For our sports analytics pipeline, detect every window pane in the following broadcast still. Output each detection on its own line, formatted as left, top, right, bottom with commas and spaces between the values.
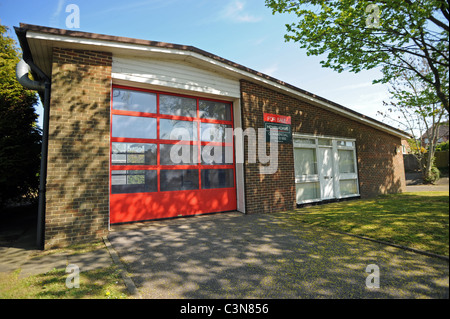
111, 170, 157, 194
338, 150, 355, 173
318, 138, 332, 146
199, 100, 231, 121
337, 140, 355, 147
201, 145, 233, 165
159, 94, 197, 117
340, 179, 358, 196
296, 182, 320, 202
160, 119, 197, 141
201, 169, 234, 189
112, 88, 156, 113
295, 138, 315, 145
200, 123, 232, 142
112, 143, 157, 165
112, 115, 156, 139
160, 144, 198, 165
160, 169, 199, 191
294, 148, 317, 176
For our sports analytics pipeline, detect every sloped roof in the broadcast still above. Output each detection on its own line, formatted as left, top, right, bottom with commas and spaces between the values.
15, 23, 410, 139
421, 123, 449, 141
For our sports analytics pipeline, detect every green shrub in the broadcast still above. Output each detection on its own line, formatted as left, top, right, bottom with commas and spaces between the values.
423, 165, 441, 184
435, 141, 449, 152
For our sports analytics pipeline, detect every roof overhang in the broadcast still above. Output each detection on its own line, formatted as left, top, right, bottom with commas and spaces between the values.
15, 23, 411, 139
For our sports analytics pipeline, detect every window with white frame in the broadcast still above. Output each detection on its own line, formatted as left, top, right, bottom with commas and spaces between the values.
293, 134, 359, 204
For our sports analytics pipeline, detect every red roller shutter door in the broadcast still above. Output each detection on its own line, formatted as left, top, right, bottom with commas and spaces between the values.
109, 85, 237, 223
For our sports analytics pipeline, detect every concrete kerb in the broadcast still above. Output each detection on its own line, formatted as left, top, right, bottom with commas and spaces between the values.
103, 236, 141, 298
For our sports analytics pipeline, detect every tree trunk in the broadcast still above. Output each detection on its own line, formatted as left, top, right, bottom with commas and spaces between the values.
423, 148, 434, 183
423, 124, 438, 183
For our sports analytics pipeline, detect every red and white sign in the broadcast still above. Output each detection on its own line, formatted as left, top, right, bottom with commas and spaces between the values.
263, 113, 291, 124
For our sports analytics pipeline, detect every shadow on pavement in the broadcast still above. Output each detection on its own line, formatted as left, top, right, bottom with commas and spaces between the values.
0, 203, 38, 250
108, 212, 449, 299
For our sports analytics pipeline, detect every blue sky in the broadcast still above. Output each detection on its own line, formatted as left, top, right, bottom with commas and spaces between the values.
1, 0, 392, 129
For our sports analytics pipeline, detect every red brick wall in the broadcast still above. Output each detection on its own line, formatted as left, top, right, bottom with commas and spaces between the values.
45, 48, 112, 248
240, 80, 406, 214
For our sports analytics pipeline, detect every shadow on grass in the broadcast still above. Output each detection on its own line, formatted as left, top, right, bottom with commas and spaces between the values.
279, 192, 449, 256
27, 266, 128, 299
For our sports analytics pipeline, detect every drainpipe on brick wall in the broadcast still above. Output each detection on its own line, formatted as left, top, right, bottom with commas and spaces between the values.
15, 34, 51, 249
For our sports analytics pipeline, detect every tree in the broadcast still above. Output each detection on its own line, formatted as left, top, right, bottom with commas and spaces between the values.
0, 24, 41, 206
436, 140, 449, 151
265, 0, 449, 113
378, 56, 448, 183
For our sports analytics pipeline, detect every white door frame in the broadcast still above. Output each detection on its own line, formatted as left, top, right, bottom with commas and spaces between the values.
318, 146, 335, 200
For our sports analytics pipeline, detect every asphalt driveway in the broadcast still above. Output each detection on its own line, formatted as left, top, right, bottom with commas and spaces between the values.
108, 212, 449, 299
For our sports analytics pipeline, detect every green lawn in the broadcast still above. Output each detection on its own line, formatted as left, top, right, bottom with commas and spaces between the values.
274, 191, 449, 256
0, 242, 130, 299
0, 265, 129, 299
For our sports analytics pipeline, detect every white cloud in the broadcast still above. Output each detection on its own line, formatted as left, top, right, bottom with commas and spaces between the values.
219, 1, 262, 23
252, 37, 267, 46
50, 0, 66, 27
260, 63, 279, 77
96, 0, 172, 15
348, 90, 389, 118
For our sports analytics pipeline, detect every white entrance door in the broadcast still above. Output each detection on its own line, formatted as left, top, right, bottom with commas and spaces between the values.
318, 147, 334, 199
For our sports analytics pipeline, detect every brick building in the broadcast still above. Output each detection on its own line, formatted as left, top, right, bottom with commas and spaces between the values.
15, 24, 409, 249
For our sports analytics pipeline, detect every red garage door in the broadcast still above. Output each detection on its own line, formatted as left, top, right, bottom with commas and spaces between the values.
109, 85, 237, 224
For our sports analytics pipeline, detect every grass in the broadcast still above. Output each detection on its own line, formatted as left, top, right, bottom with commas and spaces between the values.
0, 266, 128, 299
0, 241, 130, 299
0, 266, 127, 299
274, 191, 449, 256
0, 265, 129, 299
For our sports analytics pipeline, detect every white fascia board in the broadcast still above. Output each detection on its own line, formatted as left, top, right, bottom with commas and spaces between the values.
27, 31, 409, 139
26, 31, 189, 57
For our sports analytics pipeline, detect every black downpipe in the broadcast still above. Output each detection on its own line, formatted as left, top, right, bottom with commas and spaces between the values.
28, 60, 51, 250
36, 81, 50, 249
15, 27, 51, 250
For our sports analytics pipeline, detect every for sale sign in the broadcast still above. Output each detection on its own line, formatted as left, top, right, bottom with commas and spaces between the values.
264, 113, 291, 124
264, 113, 292, 144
